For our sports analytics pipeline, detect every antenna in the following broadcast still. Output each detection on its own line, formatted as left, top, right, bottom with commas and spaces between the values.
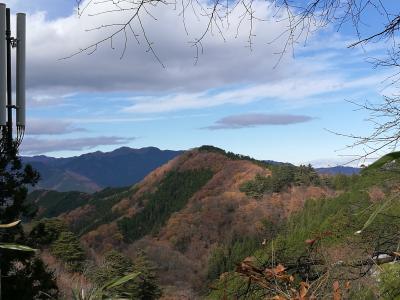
0, 4, 6, 127
16, 13, 26, 129
0, 3, 27, 148
15, 13, 26, 145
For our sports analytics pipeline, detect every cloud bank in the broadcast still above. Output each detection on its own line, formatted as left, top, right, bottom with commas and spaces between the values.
204, 113, 314, 130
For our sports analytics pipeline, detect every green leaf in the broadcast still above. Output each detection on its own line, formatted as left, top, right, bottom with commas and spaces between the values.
71, 289, 81, 300
0, 243, 37, 252
102, 272, 141, 289
356, 195, 395, 234
0, 220, 21, 228
364, 151, 400, 171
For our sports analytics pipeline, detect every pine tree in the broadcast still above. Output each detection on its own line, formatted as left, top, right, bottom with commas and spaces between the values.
131, 251, 162, 300
90, 250, 162, 299
51, 231, 85, 272
0, 138, 58, 299
89, 250, 133, 286
28, 218, 68, 246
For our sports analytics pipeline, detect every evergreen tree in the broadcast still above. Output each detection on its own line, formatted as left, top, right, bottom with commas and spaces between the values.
89, 250, 133, 286
88, 250, 162, 299
131, 251, 162, 300
51, 231, 85, 272
0, 138, 58, 299
28, 218, 68, 246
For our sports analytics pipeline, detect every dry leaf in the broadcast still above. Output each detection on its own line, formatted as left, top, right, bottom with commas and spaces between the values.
274, 264, 286, 274
345, 281, 351, 290
299, 282, 309, 299
243, 256, 256, 264
333, 281, 341, 300
271, 296, 286, 300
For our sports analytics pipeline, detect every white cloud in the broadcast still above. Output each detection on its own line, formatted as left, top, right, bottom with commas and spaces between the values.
26, 119, 85, 135
20, 0, 311, 102
203, 113, 314, 130
20, 136, 135, 155
123, 72, 386, 113
9, 0, 385, 116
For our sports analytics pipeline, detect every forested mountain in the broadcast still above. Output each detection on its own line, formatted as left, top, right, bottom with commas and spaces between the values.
28, 146, 338, 298
23, 147, 182, 193
26, 146, 400, 298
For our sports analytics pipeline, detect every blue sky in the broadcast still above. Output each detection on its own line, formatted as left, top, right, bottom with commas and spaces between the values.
5, 0, 398, 166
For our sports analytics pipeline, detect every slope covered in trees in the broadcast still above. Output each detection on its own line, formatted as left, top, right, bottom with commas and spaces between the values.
25, 146, 400, 298
208, 163, 400, 299
27, 146, 336, 297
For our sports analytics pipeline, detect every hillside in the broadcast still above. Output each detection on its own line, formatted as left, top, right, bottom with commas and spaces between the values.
23, 147, 182, 193
208, 161, 400, 299
28, 146, 336, 298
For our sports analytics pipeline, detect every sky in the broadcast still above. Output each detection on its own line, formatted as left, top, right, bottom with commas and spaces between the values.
3, 0, 399, 166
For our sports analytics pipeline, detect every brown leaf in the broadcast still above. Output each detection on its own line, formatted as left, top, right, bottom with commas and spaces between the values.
274, 264, 286, 274
264, 264, 286, 279
344, 281, 351, 290
271, 296, 286, 300
299, 282, 309, 299
305, 239, 316, 245
333, 281, 341, 300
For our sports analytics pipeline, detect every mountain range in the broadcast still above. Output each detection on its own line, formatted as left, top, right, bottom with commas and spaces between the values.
23, 147, 183, 193
23, 146, 359, 193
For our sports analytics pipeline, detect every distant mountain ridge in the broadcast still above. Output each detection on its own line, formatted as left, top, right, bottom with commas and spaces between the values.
316, 165, 361, 175
23, 146, 360, 193
23, 147, 183, 193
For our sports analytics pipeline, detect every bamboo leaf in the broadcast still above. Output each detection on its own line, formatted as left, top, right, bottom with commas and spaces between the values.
355, 196, 395, 234
102, 272, 141, 290
71, 289, 80, 300
0, 243, 37, 252
0, 220, 21, 228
